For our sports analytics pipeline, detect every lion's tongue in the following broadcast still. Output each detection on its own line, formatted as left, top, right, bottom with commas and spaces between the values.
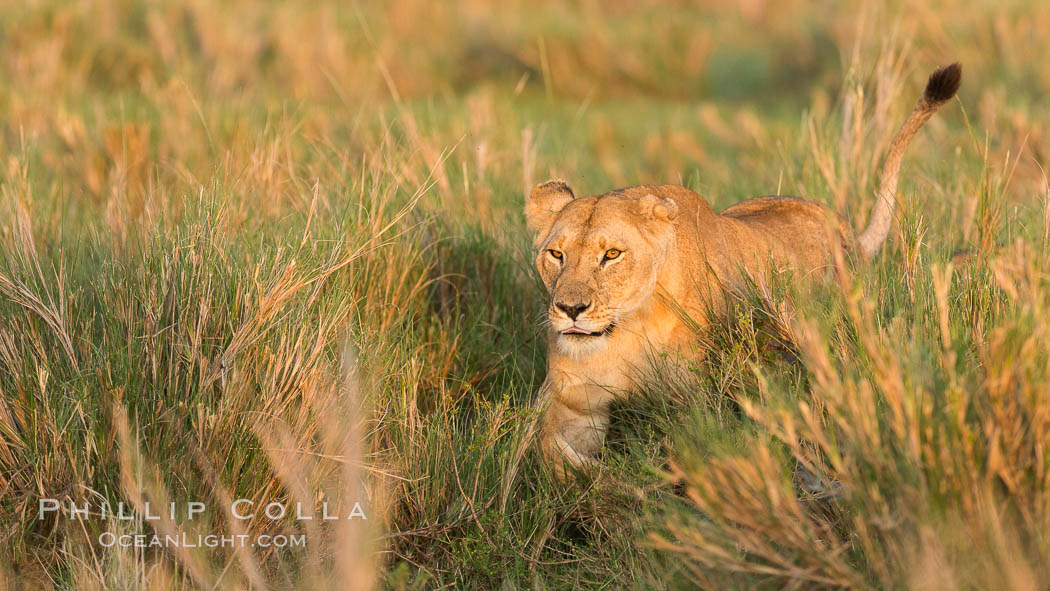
561, 327, 591, 335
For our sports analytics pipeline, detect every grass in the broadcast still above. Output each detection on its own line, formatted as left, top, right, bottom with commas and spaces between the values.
1, 0, 1049, 588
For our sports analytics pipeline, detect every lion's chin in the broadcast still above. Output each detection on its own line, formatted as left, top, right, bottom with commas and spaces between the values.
555, 336, 609, 357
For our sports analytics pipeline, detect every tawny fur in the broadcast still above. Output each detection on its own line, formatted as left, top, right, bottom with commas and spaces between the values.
526, 64, 961, 479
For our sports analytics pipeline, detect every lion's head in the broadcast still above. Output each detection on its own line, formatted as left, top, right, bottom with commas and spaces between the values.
525, 180, 679, 355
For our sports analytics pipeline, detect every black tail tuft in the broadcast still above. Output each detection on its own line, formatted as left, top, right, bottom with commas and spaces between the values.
923, 63, 962, 104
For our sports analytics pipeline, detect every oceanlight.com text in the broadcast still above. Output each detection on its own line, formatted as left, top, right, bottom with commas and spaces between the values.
98, 532, 307, 549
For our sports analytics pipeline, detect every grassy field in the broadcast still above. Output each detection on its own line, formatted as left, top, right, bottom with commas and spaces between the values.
1, 0, 1049, 588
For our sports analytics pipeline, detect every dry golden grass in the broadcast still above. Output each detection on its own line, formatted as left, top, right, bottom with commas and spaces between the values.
1, 0, 1049, 589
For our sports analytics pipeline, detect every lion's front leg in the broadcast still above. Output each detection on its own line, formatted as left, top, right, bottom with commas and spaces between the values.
537, 382, 612, 479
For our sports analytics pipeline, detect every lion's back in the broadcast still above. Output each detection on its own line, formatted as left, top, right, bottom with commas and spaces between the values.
719, 196, 857, 272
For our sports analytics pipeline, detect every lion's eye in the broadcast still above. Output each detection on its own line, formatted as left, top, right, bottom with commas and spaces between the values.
547, 249, 563, 260
603, 248, 622, 261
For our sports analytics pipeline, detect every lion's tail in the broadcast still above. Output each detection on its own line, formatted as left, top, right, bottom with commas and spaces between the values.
857, 63, 962, 259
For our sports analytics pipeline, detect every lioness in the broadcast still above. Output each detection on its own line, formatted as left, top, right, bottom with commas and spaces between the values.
527, 63, 961, 477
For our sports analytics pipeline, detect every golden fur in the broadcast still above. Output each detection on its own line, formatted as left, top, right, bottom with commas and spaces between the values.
526, 64, 962, 477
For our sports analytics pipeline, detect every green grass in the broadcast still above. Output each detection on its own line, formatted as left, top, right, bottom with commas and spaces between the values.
1, 0, 1050, 589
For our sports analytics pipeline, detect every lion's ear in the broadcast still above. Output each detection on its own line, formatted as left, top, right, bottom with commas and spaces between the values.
525, 180, 575, 241
636, 194, 678, 222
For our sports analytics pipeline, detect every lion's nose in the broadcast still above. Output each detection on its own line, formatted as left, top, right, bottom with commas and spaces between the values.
555, 301, 591, 320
